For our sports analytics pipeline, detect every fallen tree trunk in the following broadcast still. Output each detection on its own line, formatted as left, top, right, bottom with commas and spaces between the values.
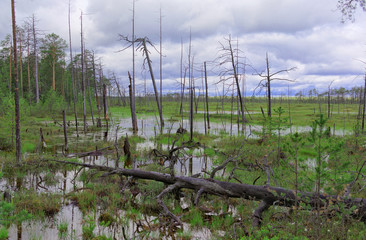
47, 159, 366, 227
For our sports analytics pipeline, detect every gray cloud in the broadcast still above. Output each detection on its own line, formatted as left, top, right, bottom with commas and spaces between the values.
1, 0, 365, 96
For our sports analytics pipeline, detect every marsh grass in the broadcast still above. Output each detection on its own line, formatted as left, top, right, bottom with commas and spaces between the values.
71, 189, 97, 214
186, 207, 204, 228
57, 221, 68, 239
13, 191, 61, 217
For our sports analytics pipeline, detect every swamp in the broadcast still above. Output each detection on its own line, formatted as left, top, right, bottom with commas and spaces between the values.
2, 0, 366, 239
1, 96, 366, 239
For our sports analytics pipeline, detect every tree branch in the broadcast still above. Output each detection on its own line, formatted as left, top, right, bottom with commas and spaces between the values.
157, 182, 185, 226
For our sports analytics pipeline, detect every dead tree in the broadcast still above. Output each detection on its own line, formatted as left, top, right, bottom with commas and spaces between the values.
68, 0, 79, 136
216, 36, 249, 129
159, 7, 163, 112
179, 67, 187, 118
80, 11, 87, 132
85, 52, 95, 126
362, 73, 366, 132
204, 61, 210, 130
141, 37, 164, 130
128, 72, 138, 134
255, 53, 296, 117
179, 39, 185, 116
119, 36, 164, 131
24, 20, 32, 106
17, 26, 24, 98
132, 0, 136, 129
91, 52, 102, 127
103, 83, 108, 124
188, 33, 193, 141
31, 14, 40, 103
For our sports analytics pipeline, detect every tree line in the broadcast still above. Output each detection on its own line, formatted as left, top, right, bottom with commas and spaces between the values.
0, 21, 113, 108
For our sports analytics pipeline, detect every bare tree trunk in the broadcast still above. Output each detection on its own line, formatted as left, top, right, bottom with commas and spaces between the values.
107, 85, 112, 118
26, 28, 31, 106
91, 52, 102, 127
237, 94, 240, 134
11, 0, 21, 164
266, 53, 271, 117
188, 31, 193, 141
228, 36, 246, 125
230, 82, 234, 136
132, 0, 137, 131
19, 31, 23, 98
180, 69, 186, 127
204, 62, 210, 130
190, 75, 194, 141
86, 57, 95, 126
362, 74, 366, 132
128, 72, 138, 134
80, 12, 87, 133
68, 0, 79, 136
179, 39, 184, 116
201, 67, 207, 135
142, 38, 164, 130
221, 82, 225, 128
192, 58, 198, 114
103, 83, 109, 127
159, 7, 163, 113
32, 15, 39, 104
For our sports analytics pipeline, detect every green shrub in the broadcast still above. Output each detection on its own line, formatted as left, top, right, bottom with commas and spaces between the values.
0, 227, 8, 240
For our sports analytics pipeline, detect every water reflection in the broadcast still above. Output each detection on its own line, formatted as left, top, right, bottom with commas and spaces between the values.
170, 149, 211, 177
7, 199, 213, 239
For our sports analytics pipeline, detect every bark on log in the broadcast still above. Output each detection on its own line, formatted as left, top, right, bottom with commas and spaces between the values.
47, 159, 366, 227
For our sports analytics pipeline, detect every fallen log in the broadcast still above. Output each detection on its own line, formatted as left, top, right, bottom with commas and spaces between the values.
47, 159, 366, 227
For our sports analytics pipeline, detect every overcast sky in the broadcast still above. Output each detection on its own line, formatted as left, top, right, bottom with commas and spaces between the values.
1, 0, 366, 96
